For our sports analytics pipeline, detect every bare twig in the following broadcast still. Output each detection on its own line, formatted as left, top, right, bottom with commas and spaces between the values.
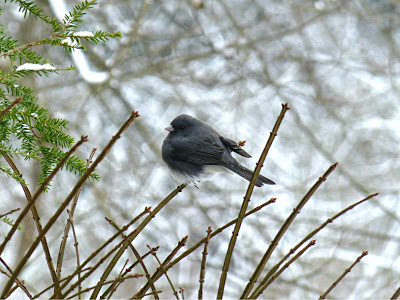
217, 103, 289, 299
67, 209, 82, 299
64, 274, 144, 299
55, 207, 151, 298
0, 136, 88, 296
32, 267, 91, 299
391, 286, 400, 299
0, 258, 32, 298
241, 162, 337, 299
198, 226, 212, 300
251, 240, 316, 298
57, 148, 97, 284
0, 135, 88, 256
89, 182, 186, 299
253, 193, 378, 296
319, 251, 368, 299
0, 97, 21, 119
132, 236, 189, 299
147, 244, 179, 299
135, 198, 276, 297
0, 208, 20, 219
1, 111, 139, 298
102, 217, 159, 300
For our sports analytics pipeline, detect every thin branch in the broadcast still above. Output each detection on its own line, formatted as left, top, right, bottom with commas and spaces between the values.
253, 193, 378, 296
67, 209, 82, 299
132, 236, 188, 299
54, 207, 151, 298
147, 244, 179, 300
217, 103, 289, 299
319, 251, 368, 299
134, 198, 276, 297
89, 182, 186, 299
0, 135, 88, 256
0, 97, 21, 119
241, 162, 338, 299
56, 148, 97, 282
32, 267, 91, 299
198, 226, 212, 300
0, 258, 32, 298
102, 217, 159, 300
102, 248, 153, 299
64, 274, 144, 299
391, 286, 400, 299
106, 258, 130, 300
251, 240, 316, 298
1, 111, 139, 298
0, 208, 20, 219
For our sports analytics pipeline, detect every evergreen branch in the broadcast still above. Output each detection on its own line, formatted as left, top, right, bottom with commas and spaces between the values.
0, 97, 21, 119
62, 0, 98, 31
0, 136, 88, 258
8, 0, 55, 24
218, 103, 289, 299
2, 111, 136, 296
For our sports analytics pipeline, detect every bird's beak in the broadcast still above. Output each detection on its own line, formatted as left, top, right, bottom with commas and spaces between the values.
165, 125, 174, 132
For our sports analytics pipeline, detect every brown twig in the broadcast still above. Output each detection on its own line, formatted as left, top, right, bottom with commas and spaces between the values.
319, 251, 368, 299
56, 148, 97, 285
251, 240, 316, 298
1, 111, 139, 298
102, 248, 153, 299
134, 198, 276, 297
0, 97, 21, 119
89, 182, 186, 299
241, 162, 337, 299
147, 244, 179, 300
132, 236, 188, 299
67, 209, 82, 299
0, 208, 20, 219
218, 103, 289, 299
55, 207, 151, 298
253, 192, 378, 296
0, 135, 88, 256
32, 267, 91, 299
0, 258, 32, 298
64, 274, 144, 299
198, 226, 212, 300
103, 218, 159, 299
0, 137, 88, 297
105, 258, 130, 300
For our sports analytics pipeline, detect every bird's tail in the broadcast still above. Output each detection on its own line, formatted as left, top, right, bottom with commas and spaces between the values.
225, 163, 275, 187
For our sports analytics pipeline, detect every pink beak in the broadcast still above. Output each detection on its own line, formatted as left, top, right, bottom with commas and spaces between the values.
165, 125, 174, 132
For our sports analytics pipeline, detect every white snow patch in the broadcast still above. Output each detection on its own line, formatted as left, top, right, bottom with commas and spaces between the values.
74, 31, 94, 37
16, 63, 56, 71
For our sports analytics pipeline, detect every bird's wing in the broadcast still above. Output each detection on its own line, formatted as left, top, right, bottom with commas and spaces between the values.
219, 136, 252, 158
169, 136, 225, 165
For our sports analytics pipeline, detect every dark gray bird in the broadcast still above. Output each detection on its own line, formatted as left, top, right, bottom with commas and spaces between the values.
162, 114, 275, 187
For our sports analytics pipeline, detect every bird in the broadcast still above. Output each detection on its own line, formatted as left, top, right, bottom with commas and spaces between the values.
161, 114, 275, 187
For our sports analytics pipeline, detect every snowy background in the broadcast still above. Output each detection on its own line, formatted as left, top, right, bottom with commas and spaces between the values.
1, 0, 400, 298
